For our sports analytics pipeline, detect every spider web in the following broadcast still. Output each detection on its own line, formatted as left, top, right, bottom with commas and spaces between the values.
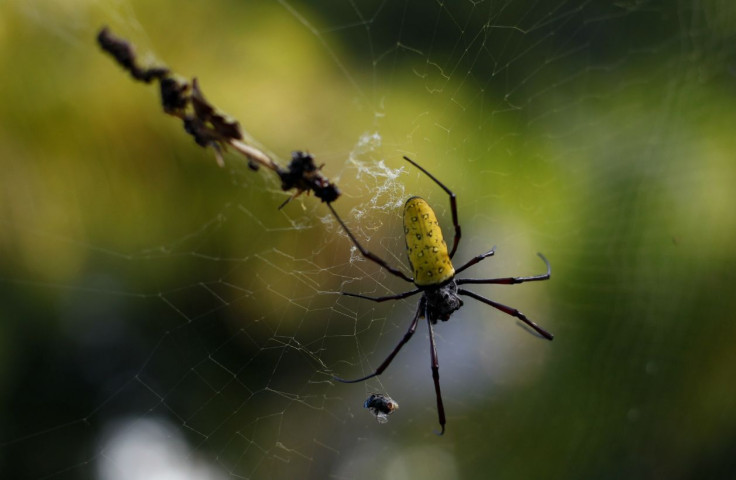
2, 0, 736, 479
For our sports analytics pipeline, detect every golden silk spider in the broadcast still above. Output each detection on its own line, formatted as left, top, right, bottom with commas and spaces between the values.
328, 156, 553, 435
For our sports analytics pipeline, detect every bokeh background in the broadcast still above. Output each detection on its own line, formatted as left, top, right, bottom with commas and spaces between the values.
2, 1, 736, 479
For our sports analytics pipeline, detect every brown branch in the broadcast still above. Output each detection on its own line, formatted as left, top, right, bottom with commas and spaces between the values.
97, 26, 340, 207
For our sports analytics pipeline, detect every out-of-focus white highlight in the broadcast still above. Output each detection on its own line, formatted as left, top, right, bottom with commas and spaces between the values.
97, 418, 225, 480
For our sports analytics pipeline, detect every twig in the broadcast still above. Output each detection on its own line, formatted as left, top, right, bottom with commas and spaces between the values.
97, 26, 340, 207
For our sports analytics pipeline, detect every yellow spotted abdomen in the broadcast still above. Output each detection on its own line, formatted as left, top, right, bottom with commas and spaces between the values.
403, 196, 455, 286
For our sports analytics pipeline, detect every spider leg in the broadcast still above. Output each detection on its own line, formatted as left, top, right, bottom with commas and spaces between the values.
327, 203, 413, 283
453, 246, 496, 275
333, 299, 424, 383
277, 190, 303, 210
403, 156, 461, 259
457, 288, 554, 340
342, 288, 422, 303
426, 304, 446, 435
458, 253, 551, 285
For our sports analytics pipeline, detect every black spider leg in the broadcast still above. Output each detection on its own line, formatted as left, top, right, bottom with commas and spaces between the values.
453, 246, 496, 276
458, 252, 551, 285
457, 289, 554, 340
402, 156, 461, 259
327, 203, 413, 283
342, 288, 422, 302
425, 301, 446, 436
333, 299, 425, 383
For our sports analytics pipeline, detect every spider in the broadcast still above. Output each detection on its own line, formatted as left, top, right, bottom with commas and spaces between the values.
328, 156, 553, 435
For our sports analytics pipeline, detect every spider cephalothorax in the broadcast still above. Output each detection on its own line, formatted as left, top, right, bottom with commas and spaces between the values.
329, 156, 553, 435
423, 280, 463, 323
